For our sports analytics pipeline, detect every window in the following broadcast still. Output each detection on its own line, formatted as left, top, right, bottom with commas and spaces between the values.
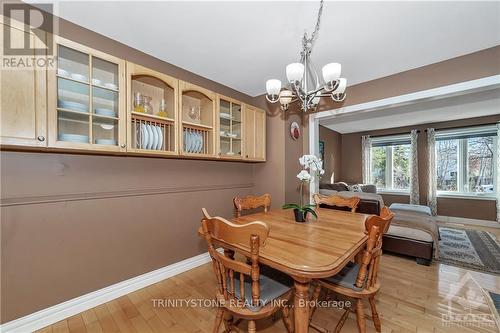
436, 125, 498, 197
371, 135, 411, 191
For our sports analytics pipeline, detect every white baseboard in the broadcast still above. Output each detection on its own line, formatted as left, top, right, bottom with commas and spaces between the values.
0, 252, 213, 333
436, 215, 500, 228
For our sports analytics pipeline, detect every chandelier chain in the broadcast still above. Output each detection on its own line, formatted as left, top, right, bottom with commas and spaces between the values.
303, 0, 324, 50
265, 0, 346, 111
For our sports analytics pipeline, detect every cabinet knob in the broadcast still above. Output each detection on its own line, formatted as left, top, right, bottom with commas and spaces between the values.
246, 155, 249, 158
37, 136, 45, 142
121, 144, 126, 148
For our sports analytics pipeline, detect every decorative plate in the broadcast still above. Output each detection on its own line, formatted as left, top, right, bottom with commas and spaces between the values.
290, 121, 300, 140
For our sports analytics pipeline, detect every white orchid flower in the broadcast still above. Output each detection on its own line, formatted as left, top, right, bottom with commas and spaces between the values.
297, 170, 312, 182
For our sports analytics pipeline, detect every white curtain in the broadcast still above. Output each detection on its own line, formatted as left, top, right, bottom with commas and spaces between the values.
496, 124, 500, 223
410, 130, 420, 205
427, 128, 437, 216
361, 135, 372, 184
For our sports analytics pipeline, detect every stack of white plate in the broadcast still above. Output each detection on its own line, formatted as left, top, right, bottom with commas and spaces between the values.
58, 100, 89, 113
57, 68, 70, 77
136, 124, 163, 150
95, 139, 117, 145
219, 112, 232, 120
183, 130, 204, 153
94, 108, 117, 118
70, 73, 88, 82
104, 82, 118, 90
59, 133, 89, 143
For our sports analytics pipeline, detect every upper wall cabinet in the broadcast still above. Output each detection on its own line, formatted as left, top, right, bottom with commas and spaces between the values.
0, 25, 266, 162
216, 95, 244, 159
47, 37, 126, 151
0, 17, 47, 147
179, 81, 216, 157
244, 105, 266, 161
126, 62, 178, 155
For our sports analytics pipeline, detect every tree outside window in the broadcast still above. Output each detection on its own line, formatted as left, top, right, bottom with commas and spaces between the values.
371, 143, 411, 191
436, 140, 458, 191
436, 135, 496, 195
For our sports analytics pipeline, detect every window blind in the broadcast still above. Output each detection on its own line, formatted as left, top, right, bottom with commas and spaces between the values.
436, 124, 498, 141
371, 134, 411, 147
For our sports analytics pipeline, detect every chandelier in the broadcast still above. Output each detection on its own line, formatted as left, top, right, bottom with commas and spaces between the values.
265, 0, 346, 112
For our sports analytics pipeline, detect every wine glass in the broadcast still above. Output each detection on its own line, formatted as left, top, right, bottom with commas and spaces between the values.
188, 106, 200, 120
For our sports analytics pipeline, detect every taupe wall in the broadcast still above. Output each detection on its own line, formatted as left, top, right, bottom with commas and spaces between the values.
1, 152, 254, 322
0, 12, 265, 323
339, 115, 500, 221
319, 126, 342, 183
282, 46, 500, 205
313, 46, 500, 112
284, 111, 305, 203
252, 96, 286, 206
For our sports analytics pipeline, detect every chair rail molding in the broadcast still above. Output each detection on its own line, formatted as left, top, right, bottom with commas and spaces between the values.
0, 183, 253, 207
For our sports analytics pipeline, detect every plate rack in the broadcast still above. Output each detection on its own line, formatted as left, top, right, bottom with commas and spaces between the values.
131, 113, 175, 152
182, 122, 212, 155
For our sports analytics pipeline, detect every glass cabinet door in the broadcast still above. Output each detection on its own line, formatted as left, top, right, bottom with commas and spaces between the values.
91, 57, 119, 146
218, 98, 242, 158
51, 39, 124, 150
56, 45, 90, 144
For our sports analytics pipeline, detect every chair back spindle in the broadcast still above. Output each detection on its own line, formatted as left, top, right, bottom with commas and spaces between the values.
200, 216, 269, 307
355, 207, 395, 289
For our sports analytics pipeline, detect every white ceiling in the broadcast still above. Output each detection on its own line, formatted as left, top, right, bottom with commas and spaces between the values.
31, 1, 500, 97
320, 88, 500, 134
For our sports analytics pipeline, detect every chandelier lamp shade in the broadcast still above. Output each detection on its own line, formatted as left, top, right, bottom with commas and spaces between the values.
265, 0, 347, 112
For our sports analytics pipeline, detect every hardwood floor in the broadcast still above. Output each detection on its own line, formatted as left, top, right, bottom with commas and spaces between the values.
38, 228, 500, 333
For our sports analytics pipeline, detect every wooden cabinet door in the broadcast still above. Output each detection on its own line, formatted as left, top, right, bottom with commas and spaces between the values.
244, 105, 266, 161
126, 62, 179, 156
253, 108, 266, 161
216, 94, 244, 160
179, 81, 216, 157
244, 106, 256, 160
47, 36, 126, 152
0, 17, 47, 147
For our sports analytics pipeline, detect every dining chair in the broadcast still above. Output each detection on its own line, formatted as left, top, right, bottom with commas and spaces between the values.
378, 206, 394, 232
309, 209, 394, 333
233, 193, 271, 218
200, 215, 293, 333
313, 193, 360, 213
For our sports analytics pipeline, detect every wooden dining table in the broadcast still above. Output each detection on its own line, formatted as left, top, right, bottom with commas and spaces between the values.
207, 208, 369, 333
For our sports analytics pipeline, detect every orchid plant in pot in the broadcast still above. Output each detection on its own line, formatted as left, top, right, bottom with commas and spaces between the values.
283, 154, 324, 222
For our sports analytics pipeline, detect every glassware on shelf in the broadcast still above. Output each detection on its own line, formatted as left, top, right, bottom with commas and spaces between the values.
157, 99, 168, 118
188, 106, 200, 120
133, 92, 145, 113
143, 96, 153, 114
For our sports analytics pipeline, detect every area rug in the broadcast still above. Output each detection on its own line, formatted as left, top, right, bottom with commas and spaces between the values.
483, 290, 500, 329
438, 227, 500, 275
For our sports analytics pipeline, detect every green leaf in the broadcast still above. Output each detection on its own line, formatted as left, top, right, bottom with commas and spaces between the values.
303, 207, 318, 219
304, 204, 317, 208
282, 203, 301, 210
